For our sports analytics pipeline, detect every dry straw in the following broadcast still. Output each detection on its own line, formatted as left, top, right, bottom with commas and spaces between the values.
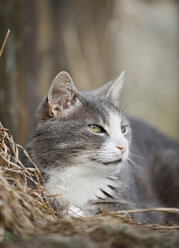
0, 30, 10, 57
0, 122, 57, 235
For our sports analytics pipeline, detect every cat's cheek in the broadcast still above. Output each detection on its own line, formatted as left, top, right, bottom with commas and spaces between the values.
102, 140, 119, 154
102, 139, 128, 157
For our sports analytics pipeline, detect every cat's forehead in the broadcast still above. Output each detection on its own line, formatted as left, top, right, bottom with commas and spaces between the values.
80, 91, 123, 125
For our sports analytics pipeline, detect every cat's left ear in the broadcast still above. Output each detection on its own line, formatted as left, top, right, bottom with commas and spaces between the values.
48, 71, 81, 118
106, 71, 125, 107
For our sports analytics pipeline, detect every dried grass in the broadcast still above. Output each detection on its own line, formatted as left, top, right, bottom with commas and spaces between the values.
0, 122, 57, 235
0, 121, 179, 240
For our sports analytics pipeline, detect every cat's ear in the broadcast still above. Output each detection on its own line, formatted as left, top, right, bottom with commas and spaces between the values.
95, 71, 125, 107
47, 71, 81, 118
107, 71, 125, 107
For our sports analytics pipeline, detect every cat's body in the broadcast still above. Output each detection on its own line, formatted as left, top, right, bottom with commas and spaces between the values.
21, 71, 179, 223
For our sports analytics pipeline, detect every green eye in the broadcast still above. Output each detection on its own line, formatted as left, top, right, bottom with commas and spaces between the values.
121, 125, 126, 134
89, 125, 105, 134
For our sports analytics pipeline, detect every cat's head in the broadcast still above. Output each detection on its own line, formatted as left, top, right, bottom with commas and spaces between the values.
30, 71, 131, 175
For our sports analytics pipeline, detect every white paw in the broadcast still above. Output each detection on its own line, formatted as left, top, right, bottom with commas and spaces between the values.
68, 205, 86, 217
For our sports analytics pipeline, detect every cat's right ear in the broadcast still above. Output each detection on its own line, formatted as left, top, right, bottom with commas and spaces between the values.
106, 71, 125, 107
47, 71, 81, 118
95, 71, 125, 107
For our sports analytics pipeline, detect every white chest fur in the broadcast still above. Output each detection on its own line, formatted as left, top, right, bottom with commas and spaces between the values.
45, 164, 119, 208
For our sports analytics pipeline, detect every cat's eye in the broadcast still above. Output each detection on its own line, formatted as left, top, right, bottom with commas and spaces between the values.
88, 125, 105, 134
121, 125, 127, 134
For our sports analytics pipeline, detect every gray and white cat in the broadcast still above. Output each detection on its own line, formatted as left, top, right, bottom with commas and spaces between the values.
21, 71, 179, 223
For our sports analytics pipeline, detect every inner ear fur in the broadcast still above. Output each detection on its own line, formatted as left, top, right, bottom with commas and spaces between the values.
47, 71, 80, 118
107, 71, 125, 107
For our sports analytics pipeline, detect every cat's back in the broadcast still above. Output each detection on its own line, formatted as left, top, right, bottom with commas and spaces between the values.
129, 117, 179, 156
128, 117, 179, 221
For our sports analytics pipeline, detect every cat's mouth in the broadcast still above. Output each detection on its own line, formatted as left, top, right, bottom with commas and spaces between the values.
90, 158, 122, 166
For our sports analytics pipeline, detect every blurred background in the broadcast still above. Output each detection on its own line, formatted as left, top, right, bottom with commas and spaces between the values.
0, 0, 179, 146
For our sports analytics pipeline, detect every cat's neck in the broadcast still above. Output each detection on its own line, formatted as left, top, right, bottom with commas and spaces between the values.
45, 163, 121, 207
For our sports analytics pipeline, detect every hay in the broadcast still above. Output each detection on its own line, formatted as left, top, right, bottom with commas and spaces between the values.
0, 30, 10, 57
0, 122, 57, 235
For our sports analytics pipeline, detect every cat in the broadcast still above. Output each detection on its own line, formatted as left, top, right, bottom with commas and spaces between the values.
21, 71, 179, 223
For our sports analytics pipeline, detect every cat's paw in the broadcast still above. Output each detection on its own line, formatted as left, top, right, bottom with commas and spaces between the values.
68, 205, 86, 217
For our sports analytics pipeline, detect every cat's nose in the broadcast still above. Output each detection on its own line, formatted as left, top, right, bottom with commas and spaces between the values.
116, 146, 126, 154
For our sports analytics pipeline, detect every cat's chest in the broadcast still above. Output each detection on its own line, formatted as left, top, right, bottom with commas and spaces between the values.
45, 165, 118, 207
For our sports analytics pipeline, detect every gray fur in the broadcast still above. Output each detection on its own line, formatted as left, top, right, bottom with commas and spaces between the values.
20, 72, 179, 223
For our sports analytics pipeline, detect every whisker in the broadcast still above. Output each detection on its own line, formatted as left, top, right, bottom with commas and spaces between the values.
125, 110, 147, 118
33, 150, 58, 159
129, 152, 143, 160
123, 101, 148, 114
120, 87, 142, 115
127, 157, 137, 167
79, 152, 123, 159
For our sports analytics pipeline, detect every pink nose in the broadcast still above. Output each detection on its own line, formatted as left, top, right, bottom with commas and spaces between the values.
116, 146, 126, 154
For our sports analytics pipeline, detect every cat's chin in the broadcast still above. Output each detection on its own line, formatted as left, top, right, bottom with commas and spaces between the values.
83, 159, 127, 175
